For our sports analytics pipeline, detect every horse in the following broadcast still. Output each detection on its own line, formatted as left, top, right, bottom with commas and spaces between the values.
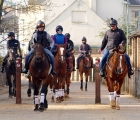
79, 51, 92, 91
50, 44, 67, 103
5, 47, 18, 98
29, 43, 51, 112
64, 51, 75, 98
105, 47, 128, 110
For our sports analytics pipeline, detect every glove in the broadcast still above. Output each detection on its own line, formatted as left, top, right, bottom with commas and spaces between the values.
47, 47, 51, 50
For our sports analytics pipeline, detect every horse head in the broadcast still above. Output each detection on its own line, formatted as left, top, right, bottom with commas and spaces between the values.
113, 47, 127, 75
83, 51, 92, 68
56, 44, 66, 63
8, 47, 17, 65
34, 43, 45, 63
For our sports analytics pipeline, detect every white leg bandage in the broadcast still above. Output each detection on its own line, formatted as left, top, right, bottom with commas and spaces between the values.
116, 94, 120, 104
55, 89, 59, 98
51, 89, 54, 97
62, 89, 64, 96
109, 92, 115, 101
35, 95, 39, 104
40, 93, 45, 103
114, 91, 116, 98
59, 89, 62, 97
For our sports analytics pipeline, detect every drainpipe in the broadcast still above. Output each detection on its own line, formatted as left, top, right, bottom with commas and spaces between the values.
126, 0, 129, 54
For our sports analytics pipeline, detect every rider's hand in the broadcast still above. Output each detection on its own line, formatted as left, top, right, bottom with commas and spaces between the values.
98, 49, 101, 53
119, 44, 123, 48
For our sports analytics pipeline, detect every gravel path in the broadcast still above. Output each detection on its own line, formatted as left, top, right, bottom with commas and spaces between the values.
0, 77, 140, 120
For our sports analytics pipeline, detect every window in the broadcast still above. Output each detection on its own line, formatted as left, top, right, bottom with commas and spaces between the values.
71, 11, 86, 23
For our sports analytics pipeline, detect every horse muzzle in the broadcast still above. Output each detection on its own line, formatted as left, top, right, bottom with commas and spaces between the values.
117, 68, 124, 74
35, 57, 42, 63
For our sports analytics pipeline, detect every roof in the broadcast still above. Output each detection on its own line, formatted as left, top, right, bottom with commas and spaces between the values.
129, 0, 140, 5
129, 31, 140, 38
28, 0, 46, 5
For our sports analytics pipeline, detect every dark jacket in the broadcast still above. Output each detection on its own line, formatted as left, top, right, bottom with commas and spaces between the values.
7, 39, 22, 56
79, 43, 92, 53
100, 28, 126, 51
29, 31, 54, 51
66, 39, 74, 53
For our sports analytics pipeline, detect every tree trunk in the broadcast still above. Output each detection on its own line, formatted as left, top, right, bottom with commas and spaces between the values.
0, 0, 4, 24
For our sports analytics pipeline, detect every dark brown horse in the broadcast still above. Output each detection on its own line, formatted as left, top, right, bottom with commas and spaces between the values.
5, 48, 18, 97
29, 43, 50, 112
65, 51, 75, 98
79, 51, 92, 91
50, 44, 67, 103
105, 47, 128, 110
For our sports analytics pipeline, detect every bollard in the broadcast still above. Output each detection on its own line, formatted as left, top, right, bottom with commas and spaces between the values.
16, 57, 22, 104
95, 57, 101, 104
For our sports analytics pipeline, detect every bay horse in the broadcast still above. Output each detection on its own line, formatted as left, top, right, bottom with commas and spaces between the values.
29, 43, 51, 112
105, 47, 128, 110
79, 51, 92, 91
65, 51, 75, 98
5, 48, 18, 97
50, 44, 67, 103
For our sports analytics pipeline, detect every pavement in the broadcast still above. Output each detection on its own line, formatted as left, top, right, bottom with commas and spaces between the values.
0, 75, 140, 120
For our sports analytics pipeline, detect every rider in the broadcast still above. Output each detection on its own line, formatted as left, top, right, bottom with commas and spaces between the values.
65, 33, 76, 71
99, 18, 134, 77
1, 32, 22, 73
76, 37, 93, 69
51, 25, 71, 71
22, 20, 56, 75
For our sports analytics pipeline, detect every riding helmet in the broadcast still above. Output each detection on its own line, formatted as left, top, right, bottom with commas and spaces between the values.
56, 25, 63, 32
65, 33, 70, 39
36, 20, 45, 29
110, 18, 117, 26
8, 32, 15, 37
82, 36, 87, 41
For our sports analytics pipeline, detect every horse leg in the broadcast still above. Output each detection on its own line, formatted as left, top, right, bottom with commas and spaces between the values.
13, 76, 16, 97
66, 74, 70, 98
6, 74, 12, 98
34, 85, 39, 111
106, 78, 116, 109
80, 73, 83, 91
27, 76, 32, 97
60, 77, 65, 101
39, 83, 46, 112
115, 79, 124, 110
85, 76, 88, 91
44, 88, 48, 110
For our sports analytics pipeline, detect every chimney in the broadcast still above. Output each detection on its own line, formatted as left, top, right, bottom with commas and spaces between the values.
89, 0, 96, 12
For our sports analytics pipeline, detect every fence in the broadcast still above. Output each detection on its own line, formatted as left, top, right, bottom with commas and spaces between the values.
121, 33, 140, 98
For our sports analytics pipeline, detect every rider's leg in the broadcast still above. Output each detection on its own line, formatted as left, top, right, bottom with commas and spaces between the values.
90, 57, 94, 68
1, 54, 8, 73
76, 54, 83, 69
125, 54, 134, 76
100, 49, 110, 77
44, 48, 56, 75
22, 49, 34, 74
66, 52, 71, 71
73, 55, 76, 71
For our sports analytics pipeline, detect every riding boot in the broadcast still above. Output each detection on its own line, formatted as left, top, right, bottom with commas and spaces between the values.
22, 63, 29, 74
128, 67, 134, 76
73, 56, 76, 71
1, 60, 6, 73
99, 69, 105, 77
67, 57, 71, 71
91, 59, 94, 68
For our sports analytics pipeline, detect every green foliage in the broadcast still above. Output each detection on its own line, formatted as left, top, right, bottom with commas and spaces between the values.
98, 17, 140, 39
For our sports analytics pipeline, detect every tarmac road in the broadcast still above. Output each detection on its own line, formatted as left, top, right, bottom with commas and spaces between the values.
0, 76, 140, 120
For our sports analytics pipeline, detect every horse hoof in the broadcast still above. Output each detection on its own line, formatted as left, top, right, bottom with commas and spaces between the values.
110, 100, 116, 109
61, 96, 64, 101
85, 89, 87, 91
116, 106, 120, 110
34, 108, 39, 111
56, 98, 61, 103
28, 94, 31, 97
39, 107, 44, 112
8, 95, 12, 98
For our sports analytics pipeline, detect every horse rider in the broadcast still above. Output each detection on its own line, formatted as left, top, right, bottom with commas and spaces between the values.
51, 25, 71, 71
1, 32, 22, 73
76, 37, 93, 69
99, 18, 134, 77
65, 33, 76, 71
22, 20, 56, 75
